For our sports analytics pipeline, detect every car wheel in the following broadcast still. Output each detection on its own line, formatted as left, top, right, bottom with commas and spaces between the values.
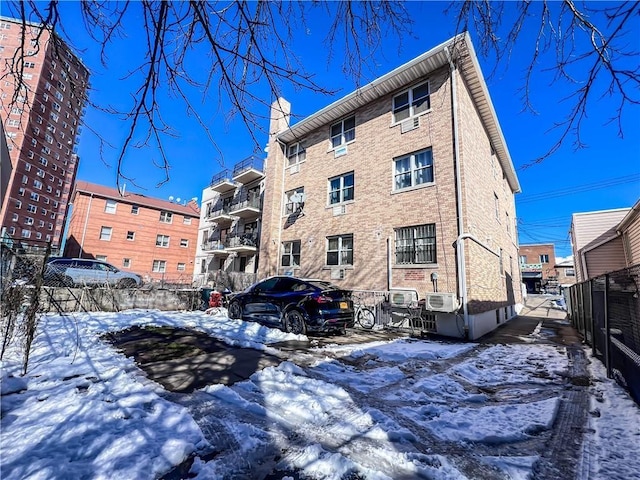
228, 300, 242, 320
117, 278, 137, 289
284, 309, 307, 335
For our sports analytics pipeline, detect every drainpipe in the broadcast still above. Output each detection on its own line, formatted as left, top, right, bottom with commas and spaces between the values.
79, 193, 93, 258
387, 236, 393, 291
445, 46, 469, 336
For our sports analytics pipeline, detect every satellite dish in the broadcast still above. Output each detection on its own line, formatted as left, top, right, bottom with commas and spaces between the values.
169, 196, 174, 202
176, 197, 181, 203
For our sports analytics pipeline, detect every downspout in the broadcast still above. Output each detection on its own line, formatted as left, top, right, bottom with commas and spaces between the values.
275, 137, 287, 277
445, 46, 469, 336
79, 193, 93, 258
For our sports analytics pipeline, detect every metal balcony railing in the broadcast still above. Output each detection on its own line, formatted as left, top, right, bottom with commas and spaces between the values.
230, 196, 261, 211
206, 203, 234, 218
210, 169, 232, 186
232, 155, 264, 178
227, 233, 259, 248
201, 240, 228, 251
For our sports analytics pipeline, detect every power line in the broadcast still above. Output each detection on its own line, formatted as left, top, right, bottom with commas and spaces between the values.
517, 174, 640, 204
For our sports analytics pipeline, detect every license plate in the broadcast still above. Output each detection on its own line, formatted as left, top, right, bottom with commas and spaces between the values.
339, 302, 348, 309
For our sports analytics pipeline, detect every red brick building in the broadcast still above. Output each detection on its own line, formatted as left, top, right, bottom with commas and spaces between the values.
0, 17, 89, 249
64, 181, 200, 282
518, 243, 558, 293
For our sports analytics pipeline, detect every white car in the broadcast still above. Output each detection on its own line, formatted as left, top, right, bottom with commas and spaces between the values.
44, 258, 142, 288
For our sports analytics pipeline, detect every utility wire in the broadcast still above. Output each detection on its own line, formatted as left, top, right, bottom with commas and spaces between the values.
517, 174, 640, 204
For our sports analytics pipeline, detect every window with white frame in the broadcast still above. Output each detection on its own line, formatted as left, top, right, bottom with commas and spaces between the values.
287, 142, 305, 167
328, 172, 354, 205
156, 234, 170, 247
126, 231, 135, 240
123, 258, 131, 268
326, 234, 353, 266
392, 81, 430, 123
15, 200, 22, 209
330, 116, 355, 148
24, 217, 34, 225
159, 211, 172, 223
180, 238, 189, 248
540, 254, 549, 264
284, 187, 305, 215
131, 205, 139, 214
11, 213, 18, 222
395, 224, 436, 265
96, 255, 108, 262
27, 204, 37, 213
177, 263, 186, 272
566, 268, 575, 277
21, 229, 31, 238
393, 148, 433, 191
183, 216, 191, 225
104, 199, 117, 214
281, 240, 301, 267
8, 227, 15, 235
152, 260, 167, 273
18, 188, 25, 196
99, 226, 112, 241
30, 192, 39, 201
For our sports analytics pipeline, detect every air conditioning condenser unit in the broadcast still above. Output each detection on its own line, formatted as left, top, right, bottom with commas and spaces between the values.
424, 293, 459, 313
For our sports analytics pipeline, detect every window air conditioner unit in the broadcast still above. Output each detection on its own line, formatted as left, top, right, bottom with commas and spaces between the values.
333, 205, 346, 216
424, 293, 459, 313
400, 116, 420, 134
330, 268, 345, 280
290, 164, 300, 174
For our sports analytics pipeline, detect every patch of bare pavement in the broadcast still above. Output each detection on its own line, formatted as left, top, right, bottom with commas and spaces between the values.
106, 296, 592, 480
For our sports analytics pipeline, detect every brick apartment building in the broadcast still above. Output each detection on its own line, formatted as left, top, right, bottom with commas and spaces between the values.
518, 243, 558, 293
64, 181, 200, 282
194, 155, 264, 287
0, 17, 89, 250
258, 33, 522, 340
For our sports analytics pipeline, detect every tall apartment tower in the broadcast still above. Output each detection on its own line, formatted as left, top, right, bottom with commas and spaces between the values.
0, 17, 89, 250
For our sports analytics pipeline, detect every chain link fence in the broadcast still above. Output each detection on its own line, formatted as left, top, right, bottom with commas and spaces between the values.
567, 264, 640, 404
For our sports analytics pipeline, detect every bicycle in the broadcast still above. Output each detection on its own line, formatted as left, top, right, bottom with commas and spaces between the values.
352, 293, 376, 329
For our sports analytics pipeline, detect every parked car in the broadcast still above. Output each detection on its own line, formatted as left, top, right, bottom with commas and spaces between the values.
44, 258, 142, 288
227, 276, 354, 335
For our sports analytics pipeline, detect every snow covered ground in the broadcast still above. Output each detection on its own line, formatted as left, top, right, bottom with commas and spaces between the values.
1, 309, 639, 479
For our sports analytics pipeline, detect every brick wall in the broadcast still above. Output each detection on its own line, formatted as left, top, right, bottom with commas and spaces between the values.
65, 191, 199, 281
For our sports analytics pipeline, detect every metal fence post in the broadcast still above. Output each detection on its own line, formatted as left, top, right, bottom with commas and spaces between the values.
590, 279, 596, 357
604, 274, 612, 379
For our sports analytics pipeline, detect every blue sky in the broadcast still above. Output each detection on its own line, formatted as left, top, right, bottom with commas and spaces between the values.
22, 2, 640, 258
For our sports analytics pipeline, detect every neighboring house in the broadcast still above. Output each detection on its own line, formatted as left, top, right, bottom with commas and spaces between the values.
618, 199, 640, 267
193, 155, 264, 287
570, 207, 632, 282
0, 16, 89, 250
257, 32, 522, 340
64, 181, 200, 282
518, 243, 557, 293
554, 257, 576, 290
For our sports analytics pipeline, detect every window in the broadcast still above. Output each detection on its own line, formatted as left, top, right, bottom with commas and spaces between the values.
506, 212, 511, 235
156, 234, 170, 247
494, 193, 500, 222
25, 62, 35, 69
126, 231, 135, 240
200, 259, 206, 274
281, 240, 301, 267
328, 172, 354, 205
131, 205, 139, 214
177, 263, 186, 272
394, 148, 433, 190
25, 162, 32, 172
39, 157, 48, 166
8, 227, 15, 235
287, 142, 305, 166
540, 254, 549, 264
392, 81, 430, 123
15, 200, 22, 209
284, 187, 305, 215
159, 211, 173, 223
566, 269, 575, 277
21, 229, 31, 238
326, 234, 353, 266
152, 260, 167, 273
180, 239, 189, 248
519, 256, 527, 265
25, 217, 34, 225
8, 119, 19, 127
11, 213, 18, 222
18, 188, 25, 196
395, 224, 436, 265
183, 217, 191, 225
330, 116, 355, 148
27, 204, 37, 213
123, 258, 131, 268
96, 255, 108, 262
104, 199, 117, 214
30, 192, 39, 201
99, 226, 112, 241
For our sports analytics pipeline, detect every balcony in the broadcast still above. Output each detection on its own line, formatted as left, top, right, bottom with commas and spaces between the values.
226, 233, 259, 254
210, 169, 236, 194
201, 240, 229, 256
232, 155, 264, 185
229, 196, 261, 219
206, 204, 234, 224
